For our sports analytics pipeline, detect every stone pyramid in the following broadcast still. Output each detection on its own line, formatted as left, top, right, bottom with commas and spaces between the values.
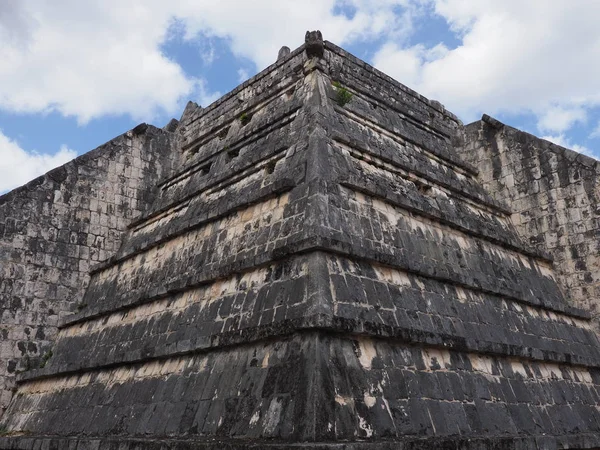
2, 31, 600, 449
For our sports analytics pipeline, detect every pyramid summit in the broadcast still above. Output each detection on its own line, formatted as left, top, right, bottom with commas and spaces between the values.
1, 30, 600, 449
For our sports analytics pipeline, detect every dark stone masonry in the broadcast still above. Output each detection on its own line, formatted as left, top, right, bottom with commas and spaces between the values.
0, 31, 600, 449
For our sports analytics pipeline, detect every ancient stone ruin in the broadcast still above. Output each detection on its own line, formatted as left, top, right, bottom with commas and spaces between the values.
1, 31, 600, 449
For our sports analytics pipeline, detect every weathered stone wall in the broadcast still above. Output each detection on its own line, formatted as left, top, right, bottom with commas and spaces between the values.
0, 125, 176, 416
458, 117, 600, 326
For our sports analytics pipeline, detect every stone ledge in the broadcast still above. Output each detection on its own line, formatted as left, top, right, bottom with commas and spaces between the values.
1, 433, 600, 450
87, 178, 298, 277
324, 42, 463, 134
181, 44, 307, 129
17, 310, 600, 385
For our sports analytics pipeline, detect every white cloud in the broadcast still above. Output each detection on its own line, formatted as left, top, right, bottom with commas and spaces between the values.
0, 0, 37, 48
198, 38, 217, 66
0, 1, 198, 123
541, 134, 598, 160
372, 43, 423, 89
0, 0, 422, 124
372, 42, 448, 90
373, 0, 600, 128
195, 79, 222, 109
0, 130, 77, 193
537, 106, 587, 134
237, 69, 250, 83
590, 123, 600, 139
174, 0, 420, 69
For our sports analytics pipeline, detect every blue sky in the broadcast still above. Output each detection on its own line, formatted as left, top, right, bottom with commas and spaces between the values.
1, 0, 599, 193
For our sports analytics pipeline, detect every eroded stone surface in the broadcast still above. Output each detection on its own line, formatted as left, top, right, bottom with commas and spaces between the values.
0, 126, 176, 417
458, 118, 600, 329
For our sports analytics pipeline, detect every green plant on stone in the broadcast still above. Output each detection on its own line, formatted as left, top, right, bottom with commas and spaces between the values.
333, 81, 353, 107
239, 112, 251, 126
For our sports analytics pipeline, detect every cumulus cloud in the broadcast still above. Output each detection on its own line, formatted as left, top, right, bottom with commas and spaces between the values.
373, 0, 600, 129
195, 79, 222, 109
373, 42, 448, 88
0, 0, 420, 124
537, 106, 587, 134
0, 130, 77, 193
0, 0, 37, 48
2, 3, 194, 123
173, 0, 421, 69
237, 69, 250, 83
0, 1, 200, 123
